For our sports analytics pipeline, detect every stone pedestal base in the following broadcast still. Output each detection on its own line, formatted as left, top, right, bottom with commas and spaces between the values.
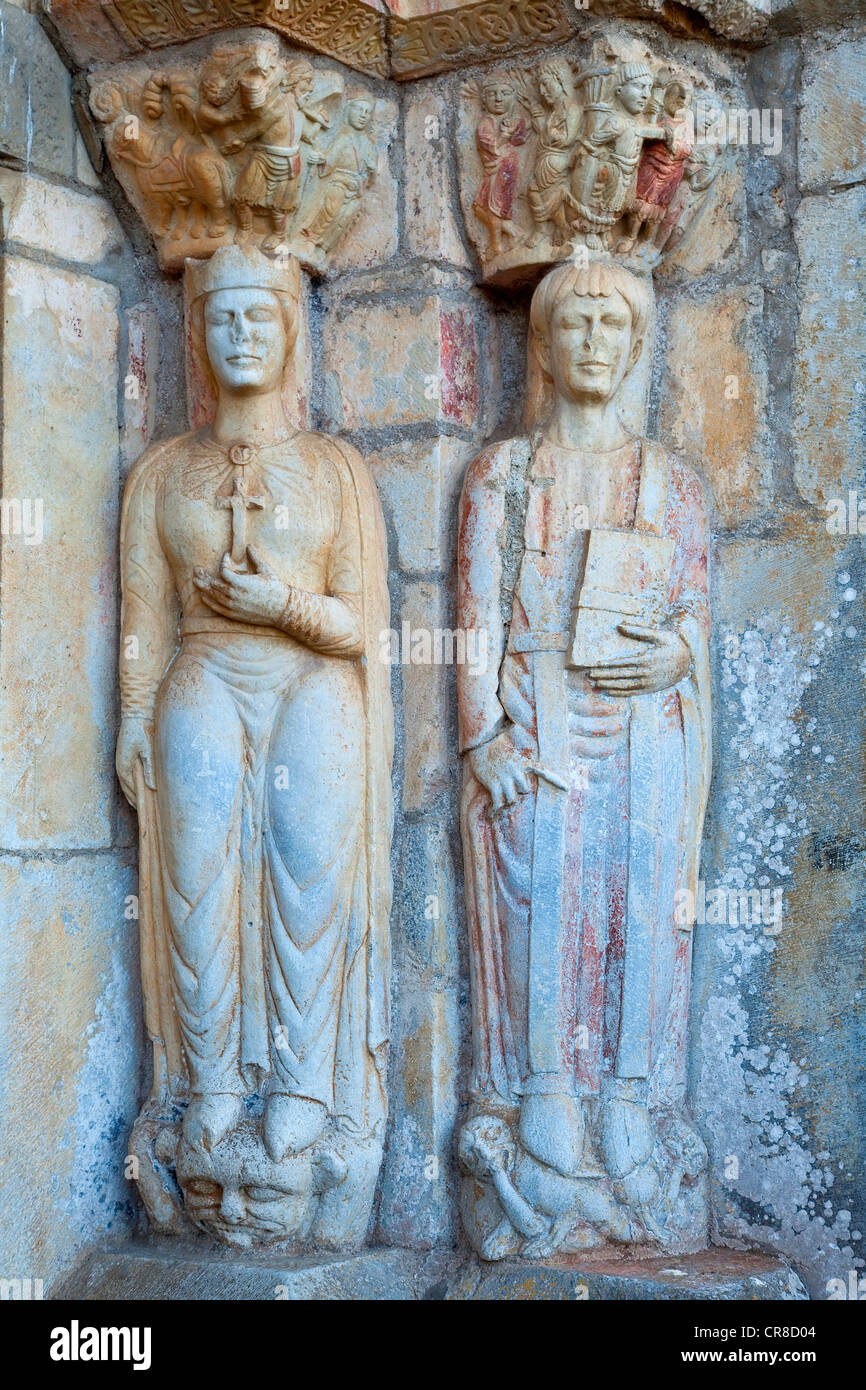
53, 1243, 453, 1301
446, 1250, 809, 1301
54, 1242, 807, 1301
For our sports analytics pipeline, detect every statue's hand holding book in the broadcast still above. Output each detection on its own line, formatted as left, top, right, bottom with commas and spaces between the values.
571, 528, 689, 695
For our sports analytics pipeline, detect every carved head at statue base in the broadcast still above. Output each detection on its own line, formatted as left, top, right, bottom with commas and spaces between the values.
129, 1102, 384, 1251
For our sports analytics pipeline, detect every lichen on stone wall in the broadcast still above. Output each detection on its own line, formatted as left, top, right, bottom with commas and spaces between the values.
698, 577, 865, 1296
67, 936, 142, 1246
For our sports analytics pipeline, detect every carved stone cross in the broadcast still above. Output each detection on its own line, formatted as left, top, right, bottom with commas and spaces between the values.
218, 443, 263, 567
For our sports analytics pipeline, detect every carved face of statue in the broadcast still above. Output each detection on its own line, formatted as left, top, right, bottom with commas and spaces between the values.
617, 75, 653, 115
204, 287, 291, 395
174, 1125, 348, 1248
347, 99, 373, 131
177, 1134, 319, 1247
548, 288, 638, 404
200, 65, 229, 107
482, 82, 513, 115
239, 47, 280, 110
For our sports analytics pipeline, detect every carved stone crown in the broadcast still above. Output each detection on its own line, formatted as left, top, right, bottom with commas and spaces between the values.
186, 242, 301, 303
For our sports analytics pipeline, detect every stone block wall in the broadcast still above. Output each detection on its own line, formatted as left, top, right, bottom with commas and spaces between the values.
0, 0, 863, 1295
0, 0, 146, 1289
686, 27, 866, 1295
318, 90, 496, 1246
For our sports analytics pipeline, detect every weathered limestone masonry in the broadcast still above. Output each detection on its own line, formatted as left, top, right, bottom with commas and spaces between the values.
0, 0, 862, 1300
0, 0, 146, 1292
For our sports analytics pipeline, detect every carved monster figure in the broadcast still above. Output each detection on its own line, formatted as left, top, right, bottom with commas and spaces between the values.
301, 98, 378, 253
118, 245, 393, 1248
470, 76, 527, 259
456, 257, 712, 1260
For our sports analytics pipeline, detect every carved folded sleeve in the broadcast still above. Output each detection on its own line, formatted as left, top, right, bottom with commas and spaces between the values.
119, 449, 181, 722
274, 451, 364, 658
456, 443, 511, 754
277, 584, 363, 657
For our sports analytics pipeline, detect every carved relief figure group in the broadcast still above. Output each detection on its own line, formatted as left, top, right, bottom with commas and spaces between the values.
110, 29, 722, 1260
461, 46, 724, 279
90, 36, 380, 271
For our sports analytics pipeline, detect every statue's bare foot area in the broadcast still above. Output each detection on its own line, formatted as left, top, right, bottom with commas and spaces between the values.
264, 1094, 326, 1161
183, 1092, 244, 1153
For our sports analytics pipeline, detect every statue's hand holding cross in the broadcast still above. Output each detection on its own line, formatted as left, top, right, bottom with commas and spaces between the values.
195, 446, 288, 625
194, 544, 289, 626
217, 444, 264, 568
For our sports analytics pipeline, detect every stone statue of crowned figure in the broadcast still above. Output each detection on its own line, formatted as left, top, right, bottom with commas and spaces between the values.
116, 243, 393, 1249
456, 255, 712, 1261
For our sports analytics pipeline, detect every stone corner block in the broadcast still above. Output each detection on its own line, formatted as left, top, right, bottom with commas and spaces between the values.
0, 2, 76, 178
403, 84, 471, 269
396, 579, 456, 814
0, 257, 121, 850
0, 169, 123, 265
0, 852, 141, 1286
368, 434, 471, 574
799, 32, 866, 194
793, 187, 866, 509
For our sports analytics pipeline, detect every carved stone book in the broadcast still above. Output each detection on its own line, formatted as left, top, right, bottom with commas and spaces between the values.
570, 528, 675, 667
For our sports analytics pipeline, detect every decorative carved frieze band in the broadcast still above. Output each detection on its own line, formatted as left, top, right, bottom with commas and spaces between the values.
390, 1, 574, 81
47, 0, 390, 78
45, 0, 771, 79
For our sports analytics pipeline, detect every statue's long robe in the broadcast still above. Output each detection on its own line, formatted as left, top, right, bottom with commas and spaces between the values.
120, 429, 392, 1137
457, 433, 711, 1112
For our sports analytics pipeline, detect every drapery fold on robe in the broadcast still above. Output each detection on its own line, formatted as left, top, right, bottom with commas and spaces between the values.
457, 432, 711, 1110
119, 432, 393, 1113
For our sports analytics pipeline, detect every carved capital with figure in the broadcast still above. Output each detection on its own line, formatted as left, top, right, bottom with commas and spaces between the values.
455, 34, 731, 285
89, 33, 390, 273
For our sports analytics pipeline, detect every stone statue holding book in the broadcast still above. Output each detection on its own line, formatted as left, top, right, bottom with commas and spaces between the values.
456, 256, 712, 1260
